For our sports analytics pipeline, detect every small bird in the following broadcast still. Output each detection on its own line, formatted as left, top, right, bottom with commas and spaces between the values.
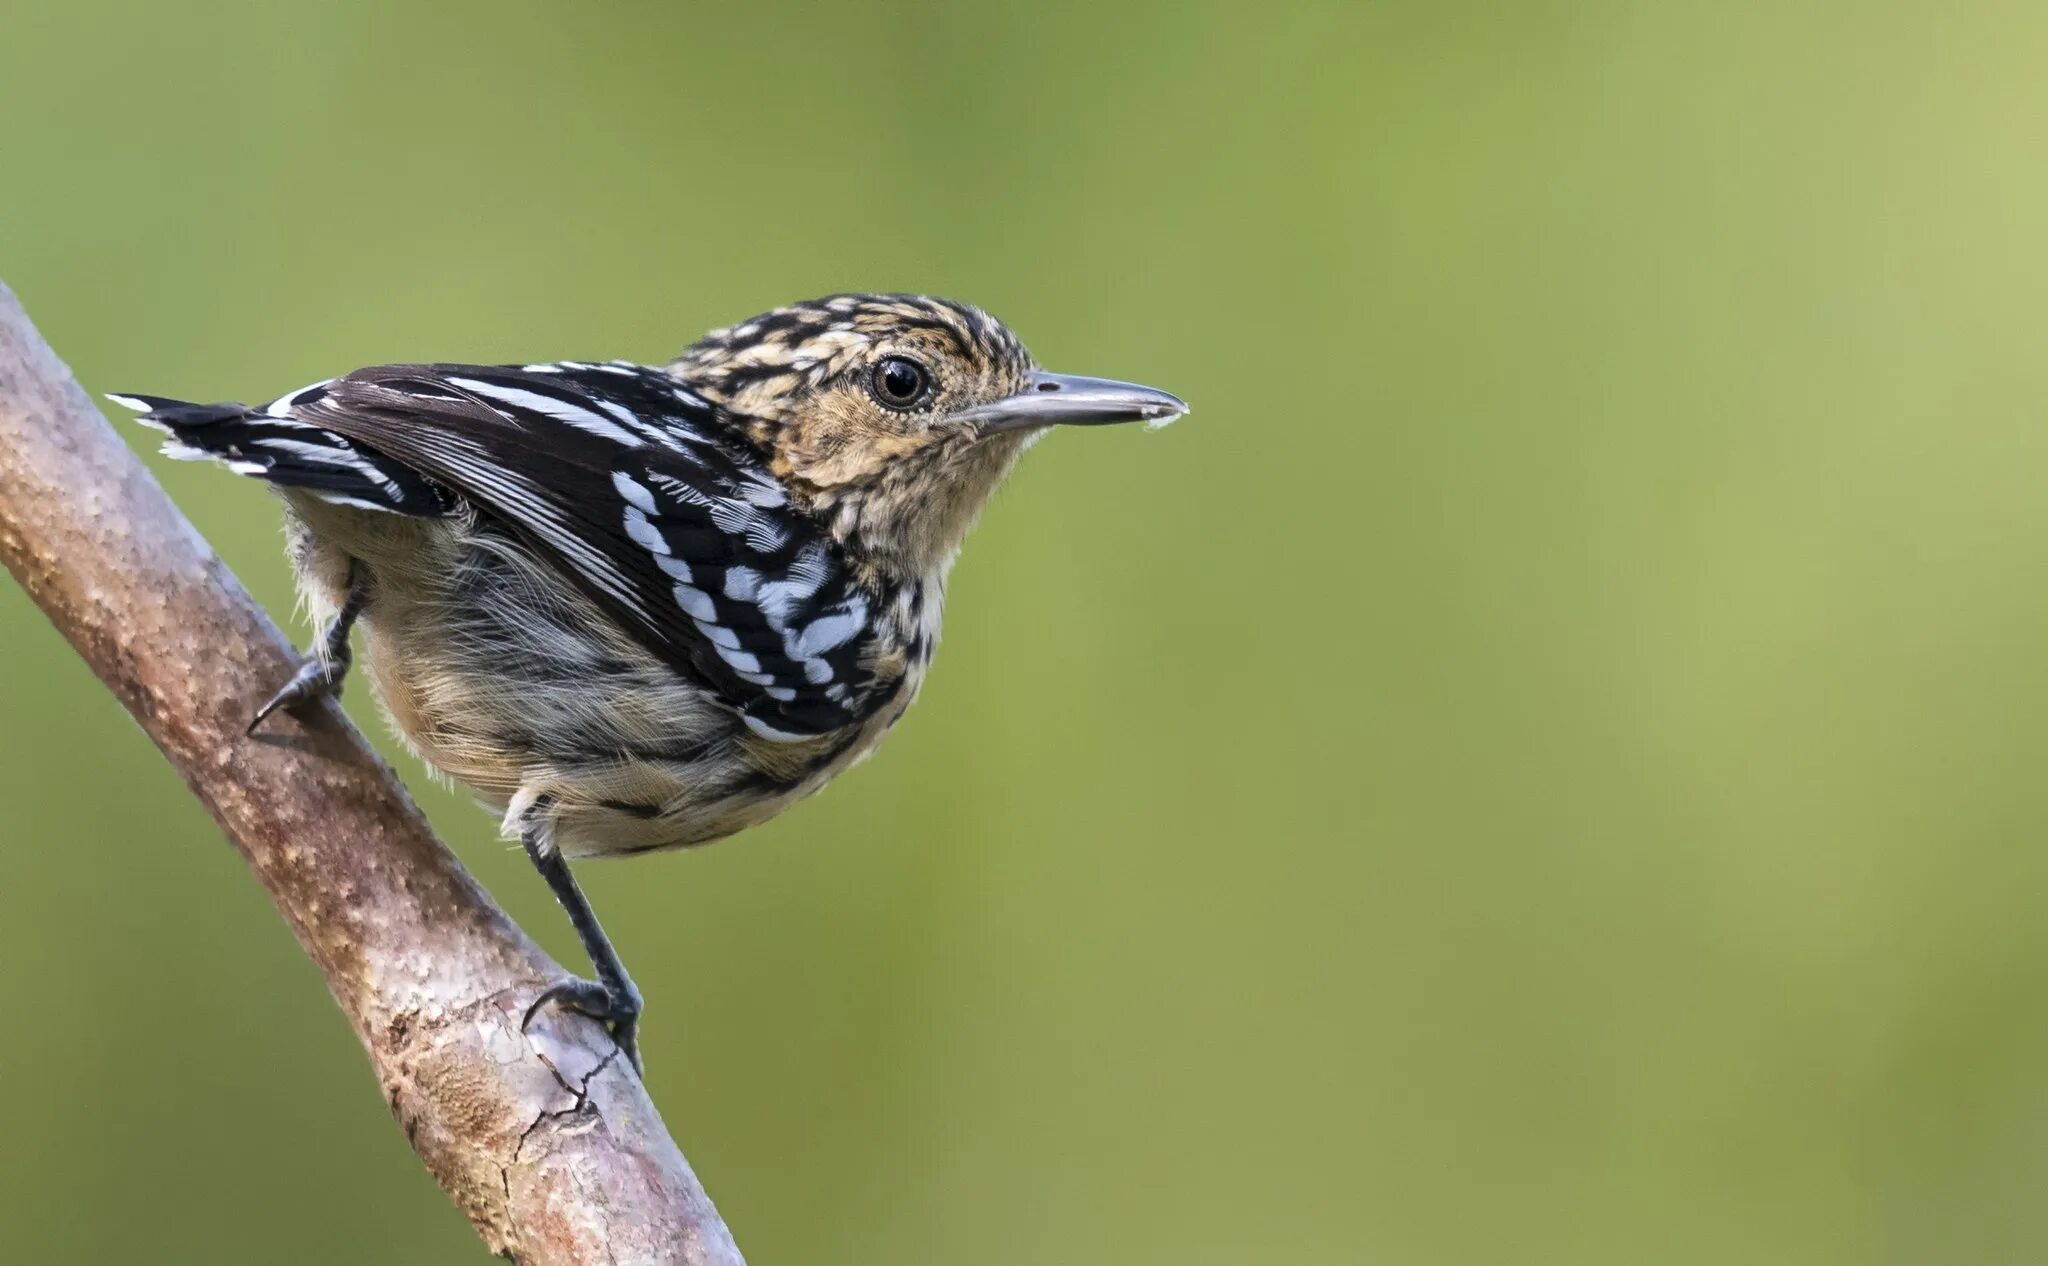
112, 293, 1185, 1068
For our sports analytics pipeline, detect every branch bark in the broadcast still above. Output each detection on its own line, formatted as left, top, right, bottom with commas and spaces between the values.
0, 282, 745, 1265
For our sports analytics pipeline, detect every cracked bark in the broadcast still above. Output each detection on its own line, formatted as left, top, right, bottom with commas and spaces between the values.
0, 284, 745, 1265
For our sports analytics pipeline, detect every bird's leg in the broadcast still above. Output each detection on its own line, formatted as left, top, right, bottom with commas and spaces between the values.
518, 798, 644, 1072
248, 560, 368, 734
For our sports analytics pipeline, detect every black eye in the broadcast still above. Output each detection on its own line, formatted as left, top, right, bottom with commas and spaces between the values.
869, 356, 932, 410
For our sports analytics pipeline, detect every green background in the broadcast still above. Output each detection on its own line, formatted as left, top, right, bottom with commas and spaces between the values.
7, 2, 2048, 1262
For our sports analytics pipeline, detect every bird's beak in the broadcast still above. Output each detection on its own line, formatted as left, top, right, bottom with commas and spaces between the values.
951, 371, 1189, 437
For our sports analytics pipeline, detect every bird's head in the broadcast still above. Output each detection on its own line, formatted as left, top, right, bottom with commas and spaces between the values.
668, 293, 1185, 573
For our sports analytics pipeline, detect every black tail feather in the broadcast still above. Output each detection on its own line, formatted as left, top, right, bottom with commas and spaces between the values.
109, 391, 449, 515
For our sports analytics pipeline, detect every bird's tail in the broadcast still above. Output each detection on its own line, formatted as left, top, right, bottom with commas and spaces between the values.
108, 389, 447, 515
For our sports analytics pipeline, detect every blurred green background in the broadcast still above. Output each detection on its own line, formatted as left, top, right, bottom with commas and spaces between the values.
7, 1, 2048, 1262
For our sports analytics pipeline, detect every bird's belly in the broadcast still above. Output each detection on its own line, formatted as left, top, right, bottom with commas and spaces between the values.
284, 497, 925, 852
365, 624, 908, 857
293, 512, 910, 857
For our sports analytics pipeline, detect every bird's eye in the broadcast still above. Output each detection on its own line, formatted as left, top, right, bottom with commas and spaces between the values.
869, 356, 932, 410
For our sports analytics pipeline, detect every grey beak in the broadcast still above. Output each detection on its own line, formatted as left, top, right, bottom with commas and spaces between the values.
951, 371, 1189, 436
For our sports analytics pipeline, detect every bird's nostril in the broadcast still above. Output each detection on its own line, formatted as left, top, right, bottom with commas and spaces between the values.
1036, 381, 1059, 392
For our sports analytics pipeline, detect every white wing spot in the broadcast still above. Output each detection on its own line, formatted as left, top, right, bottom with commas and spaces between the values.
740, 515, 791, 553
796, 606, 865, 657
623, 504, 669, 555
716, 644, 762, 675
788, 543, 830, 590
755, 576, 813, 624
672, 584, 716, 621
724, 566, 760, 601
656, 554, 694, 583
612, 470, 658, 512
708, 500, 754, 536
692, 618, 740, 650
737, 478, 787, 508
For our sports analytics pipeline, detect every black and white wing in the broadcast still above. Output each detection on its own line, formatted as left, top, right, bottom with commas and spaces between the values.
292, 361, 891, 740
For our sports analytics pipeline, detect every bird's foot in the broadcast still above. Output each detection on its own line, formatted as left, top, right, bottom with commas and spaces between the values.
247, 650, 351, 734
523, 975, 643, 1073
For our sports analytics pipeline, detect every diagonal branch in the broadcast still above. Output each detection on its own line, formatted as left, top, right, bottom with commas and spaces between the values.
0, 281, 745, 1266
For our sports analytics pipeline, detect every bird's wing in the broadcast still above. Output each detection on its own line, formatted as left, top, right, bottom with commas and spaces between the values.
291, 361, 890, 740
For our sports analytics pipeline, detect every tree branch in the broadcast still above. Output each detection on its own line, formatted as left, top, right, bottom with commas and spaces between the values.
0, 281, 745, 1265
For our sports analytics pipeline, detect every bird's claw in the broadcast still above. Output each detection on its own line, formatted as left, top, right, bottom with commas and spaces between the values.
247, 654, 349, 734
523, 975, 643, 1072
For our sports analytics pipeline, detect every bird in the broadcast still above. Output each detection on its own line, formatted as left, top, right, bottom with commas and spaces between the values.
110, 293, 1186, 1069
